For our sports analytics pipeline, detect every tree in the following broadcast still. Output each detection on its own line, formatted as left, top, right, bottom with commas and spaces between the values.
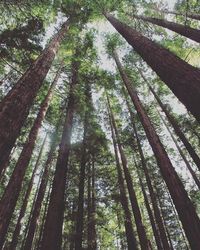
104, 13, 200, 122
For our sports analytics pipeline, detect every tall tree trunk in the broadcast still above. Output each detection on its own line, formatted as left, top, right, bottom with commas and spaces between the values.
87, 158, 97, 250
133, 14, 200, 43
0, 21, 69, 170
36, 183, 52, 250
40, 57, 80, 250
104, 13, 200, 122
159, 112, 200, 189
113, 51, 200, 249
75, 111, 89, 249
9, 134, 47, 250
163, 10, 200, 21
137, 168, 163, 250
148, 83, 200, 172
23, 123, 60, 249
109, 108, 138, 250
108, 96, 151, 250
0, 67, 59, 247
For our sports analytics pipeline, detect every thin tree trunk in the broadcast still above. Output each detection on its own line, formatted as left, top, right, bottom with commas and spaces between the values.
113, 51, 200, 249
23, 123, 60, 249
0, 67, 59, 247
163, 10, 200, 21
108, 96, 151, 250
109, 108, 138, 250
133, 14, 200, 43
36, 182, 52, 250
148, 83, 200, 172
88, 158, 97, 250
0, 21, 69, 170
9, 134, 47, 250
74, 126, 88, 249
104, 13, 200, 122
137, 171, 163, 250
40, 57, 80, 250
159, 112, 200, 189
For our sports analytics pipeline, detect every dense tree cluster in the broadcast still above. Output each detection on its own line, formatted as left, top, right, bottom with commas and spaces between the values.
0, 0, 200, 249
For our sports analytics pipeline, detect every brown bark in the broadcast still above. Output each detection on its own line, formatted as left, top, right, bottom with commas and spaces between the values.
36, 183, 52, 250
75, 92, 90, 250
138, 174, 163, 250
159, 112, 200, 189
133, 14, 200, 43
104, 13, 200, 122
109, 108, 138, 250
0, 68, 58, 247
0, 20, 69, 171
113, 51, 200, 249
148, 83, 200, 172
163, 10, 200, 21
87, 159, 97, 250
23, 124, 60, 249
107, 96, 150, 250
40, 57, 80, 250
9, 134, 47, 250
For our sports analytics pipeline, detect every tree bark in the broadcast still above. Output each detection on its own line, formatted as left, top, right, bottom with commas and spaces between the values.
40, 57, 79, 250
148, 83, 200, 172
159, 112, 200, 189
23, 123, 60, 249
109, 107, 138, 250
113, 51, 200, 249
163, 10, 200, 21
75, 85, 91, 250
133, 14, 200, 43
0, 20, 69, 171
0, 67, 59, 247
108, 96, 151, 250
104, 13, 200, 122
9, 134, 47, 250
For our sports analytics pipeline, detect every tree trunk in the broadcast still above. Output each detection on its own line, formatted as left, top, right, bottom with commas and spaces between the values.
87, 158, 97, 250
148, 83, 200, 172
75, 108, 90, 249
0, 20, 69, 170
137, 168, 163, 250
104, 13, 200, 122
133, 14, 200, 43
113, 51, 200, 249
0, 67, 59, 247
163, 10, 200, 21
36, 183, 52, 250
107, 95, 151, 250
9, 134, 47, 250
109, 108, 138, 250
159, 112, 200, 189
40, 57, 80, 250
23, 124, 60, 249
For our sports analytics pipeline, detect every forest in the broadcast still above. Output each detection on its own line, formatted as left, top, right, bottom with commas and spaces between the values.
0, 0, 200, 249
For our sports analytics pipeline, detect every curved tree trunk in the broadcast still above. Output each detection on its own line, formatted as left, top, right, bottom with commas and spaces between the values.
133, 14, 200, 43
0, 68, 59, 247
104, 13, 200, 122
9, 134, 47, 250
40, 57, 80, 250
0, 20, 69, 171
23, 123, 60, 249
113, 51, 200, 249
108, 96, 151, 250
109, 110, 138, 250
